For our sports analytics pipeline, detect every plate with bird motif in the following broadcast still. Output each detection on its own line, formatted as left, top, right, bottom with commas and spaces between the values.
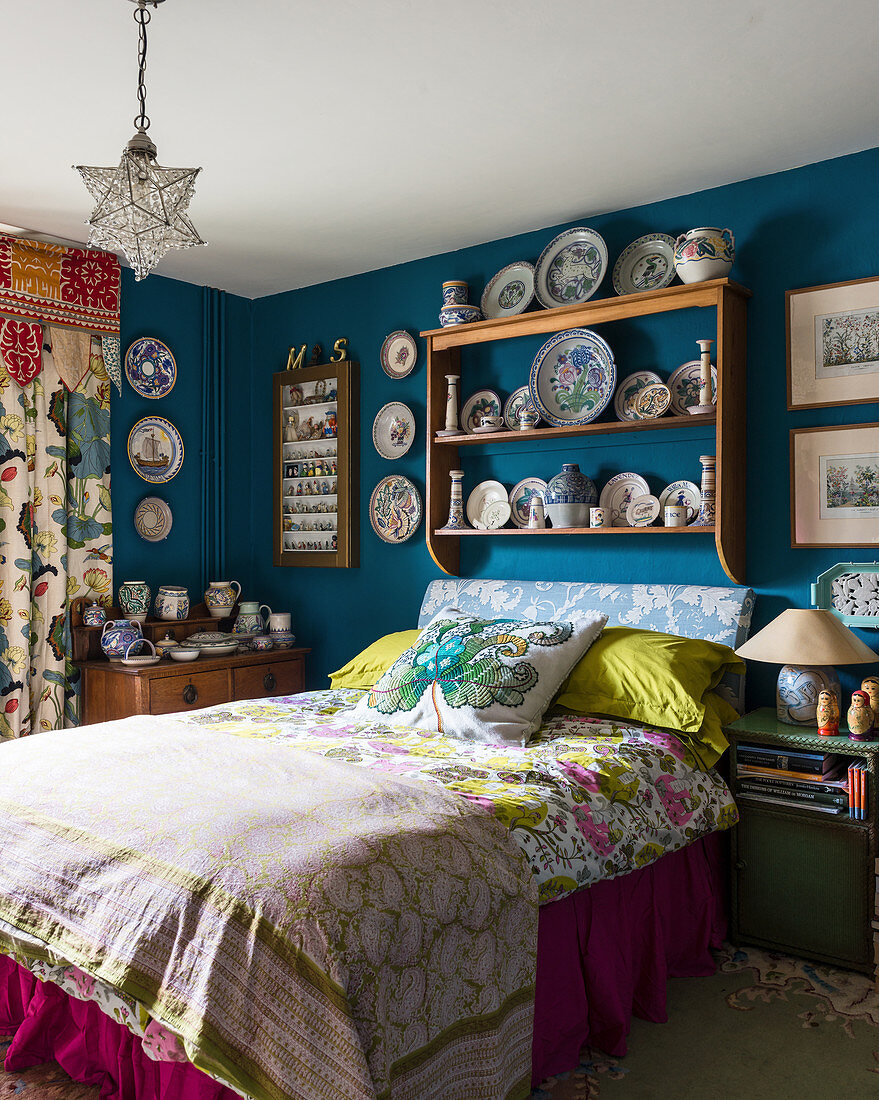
133, 496, 173, 542
380, 331, 417, 379
534, 227, 608, 309
127, 416, 184, 484
369, 475, 422, 543
529, 328, 616, 426
612, 233, 677, 296
125, 337, 177, 398
668, 360, 717, 416
503, 385, 541, 430
481, 261, 536, 319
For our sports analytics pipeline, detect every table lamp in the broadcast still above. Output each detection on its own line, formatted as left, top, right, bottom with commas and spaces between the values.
735, 608, 877, 725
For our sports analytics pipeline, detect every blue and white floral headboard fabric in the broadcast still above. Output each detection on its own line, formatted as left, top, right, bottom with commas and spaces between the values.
419, 579, 756, 711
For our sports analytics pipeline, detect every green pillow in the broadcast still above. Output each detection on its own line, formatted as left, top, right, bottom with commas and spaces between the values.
554, 626, 744, 738
329, 630, 420, 689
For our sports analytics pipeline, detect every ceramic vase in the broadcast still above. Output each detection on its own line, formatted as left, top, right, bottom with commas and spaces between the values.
692, 455, 716, 527
545, 463, 597, 528
776, 665, 840, 725
673, 228, 734, 284
82, 601, 106, 627
441, 281, 469, 306
100, 619, 144, 660
118, 581, 151, 624
154, 585, 190, 621
204, 580, 242, 619
442, 470, 468, 530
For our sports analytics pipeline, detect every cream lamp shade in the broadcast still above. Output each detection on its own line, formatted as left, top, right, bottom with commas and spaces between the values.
736, 609, 877, 725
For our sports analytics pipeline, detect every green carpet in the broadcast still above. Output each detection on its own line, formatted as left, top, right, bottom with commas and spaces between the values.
3, 945, 878, 1099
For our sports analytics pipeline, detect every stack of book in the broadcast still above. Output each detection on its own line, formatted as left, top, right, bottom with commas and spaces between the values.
735, 742, 850, 816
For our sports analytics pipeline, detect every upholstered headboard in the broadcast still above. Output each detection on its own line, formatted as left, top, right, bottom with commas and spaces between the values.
419, 579, 756, 711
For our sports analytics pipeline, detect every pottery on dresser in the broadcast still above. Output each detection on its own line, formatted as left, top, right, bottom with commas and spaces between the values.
100, 619, 144, 660
438, 304, 483, 327
252, 635, 274, 651
516, 407, 540, 431
269, 630, 297, 650
154, 585, 190, 621
441, 280, 469, 306
204, 580, 242, 619
154, 631, 179, 658
267, 612, 292, 634
118, 581, 151, 624
234, 601, 271, 635
545, 463, 598, 528
673, 228, 735, 284
82, 601, 107, 627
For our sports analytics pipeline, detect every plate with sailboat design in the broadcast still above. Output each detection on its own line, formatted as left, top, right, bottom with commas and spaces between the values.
127, 416, 184, 484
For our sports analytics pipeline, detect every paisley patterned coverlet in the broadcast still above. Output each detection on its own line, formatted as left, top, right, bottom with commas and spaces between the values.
0, 718, 537, 1100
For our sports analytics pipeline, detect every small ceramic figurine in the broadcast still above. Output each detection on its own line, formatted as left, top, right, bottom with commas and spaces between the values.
816, 690, 840, 736
861, 676, 879, 725
847, 690, 875, 741
284, 414, 299, 442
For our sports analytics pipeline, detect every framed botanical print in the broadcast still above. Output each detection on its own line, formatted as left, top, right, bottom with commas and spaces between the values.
787, 275, 879, 409
791, 423, 879, 547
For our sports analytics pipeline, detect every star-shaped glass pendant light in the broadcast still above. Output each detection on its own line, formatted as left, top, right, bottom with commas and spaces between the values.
75, 0, 205, 281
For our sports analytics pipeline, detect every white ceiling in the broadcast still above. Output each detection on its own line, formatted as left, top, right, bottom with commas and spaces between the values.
4, 0, 879, 299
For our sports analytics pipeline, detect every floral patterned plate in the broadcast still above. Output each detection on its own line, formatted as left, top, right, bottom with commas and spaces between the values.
503, 385, 541, 430
599, 472, 650, 527
613, 370, 661, 421
124, 337, 176, 399
508, 477, 548, 528
380, 331, 417, 379
633, 382, 671, 419
668, 359, 717, 415
612, 233, 677, 296
534, 227, 608, 309
127, 416, 184, 484
372, 401, 415, 459
528, 328, 616, 426
369, 474, 422, 543
480, 261, 536, 320
461, 389, 502, 434
133, 496, 172, 541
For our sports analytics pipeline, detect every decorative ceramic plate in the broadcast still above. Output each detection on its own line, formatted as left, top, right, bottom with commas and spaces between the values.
528, 328, 616, 426
503, 385, 541, 430
668, 360, 717, 416
127, 416, 184, 484
369, 475, 422, 543
466, 480, 508, 530
372, 401, 415, 459
133, 496, 172, 542
481, 261, 536, 319
534, 227, 608, 309
659, 480, 702, 522
508, 477, 548, 528
461, 389, 502, 434
613, 371, 662, 421
626, 493, 661, 526
124, 337, 177, 398
599, 472, 650, 527
482, 500, 512, 529
634, 382, 672, 419
612, 234, 677, 296
380, 331, 417, 379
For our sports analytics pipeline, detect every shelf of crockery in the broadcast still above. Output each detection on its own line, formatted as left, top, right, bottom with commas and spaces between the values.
434, 412, 715, 444
433, 525, 715, 536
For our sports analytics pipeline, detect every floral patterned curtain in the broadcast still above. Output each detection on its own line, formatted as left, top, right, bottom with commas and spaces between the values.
0, 336, 112, 738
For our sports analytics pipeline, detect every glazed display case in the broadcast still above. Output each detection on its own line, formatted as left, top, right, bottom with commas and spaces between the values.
273, 360, 359, 568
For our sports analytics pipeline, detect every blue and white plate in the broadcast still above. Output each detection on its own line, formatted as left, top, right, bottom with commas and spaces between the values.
125, 337, 177, 398
534, 228, 608, 309
127, 416, 184, 484
528, 328, 616, 426
481, 261, 535, 319
612, 234, 677, 296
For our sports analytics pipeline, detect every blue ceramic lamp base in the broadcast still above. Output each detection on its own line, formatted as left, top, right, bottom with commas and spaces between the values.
776, 664, 841, 725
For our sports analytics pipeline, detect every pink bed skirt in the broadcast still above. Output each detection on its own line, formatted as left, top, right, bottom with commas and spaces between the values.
1, 834, 725, 1097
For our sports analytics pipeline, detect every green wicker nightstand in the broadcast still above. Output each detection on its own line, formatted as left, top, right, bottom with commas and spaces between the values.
726, 708, 879, 978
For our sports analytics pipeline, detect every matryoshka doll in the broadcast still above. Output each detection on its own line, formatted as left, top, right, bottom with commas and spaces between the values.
861, 676, 879, 727
816, 690, 839, 737
847, 690, 875, 742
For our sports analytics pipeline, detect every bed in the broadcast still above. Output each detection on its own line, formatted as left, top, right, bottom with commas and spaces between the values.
0, 578, 754, 1100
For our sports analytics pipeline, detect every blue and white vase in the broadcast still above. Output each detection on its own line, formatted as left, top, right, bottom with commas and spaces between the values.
100, 619, 144, 660
545, 463, 597, 528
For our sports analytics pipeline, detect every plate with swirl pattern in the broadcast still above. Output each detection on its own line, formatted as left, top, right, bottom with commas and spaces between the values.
528, 328, 616, 426
534, 228, 608, 309
125, 337, 177, 398
133, 496, 173, 542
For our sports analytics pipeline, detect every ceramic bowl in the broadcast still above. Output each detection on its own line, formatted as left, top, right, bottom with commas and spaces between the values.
439, 304, 483, 327
673, 228, 734, 284
252, 635, 274, 651
169, 647, 200, 662
270, 631, 297, 649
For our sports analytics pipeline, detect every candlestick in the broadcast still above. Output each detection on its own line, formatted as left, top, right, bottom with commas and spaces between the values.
436, 374, 465, 437
692, 454, 716, 526
440, 470, 469, 530
688, 339, 716, 415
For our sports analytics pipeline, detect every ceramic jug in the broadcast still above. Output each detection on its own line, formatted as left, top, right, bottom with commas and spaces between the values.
545, 463, 597, 528
204, 580, 241, 619
100, 619, 144, 660
118, 581, 151, 623
233, 602, 271, 635
154, 585, 190, 621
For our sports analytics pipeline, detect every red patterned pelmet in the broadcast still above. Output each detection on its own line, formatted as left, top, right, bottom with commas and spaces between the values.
0, 235, 120, 335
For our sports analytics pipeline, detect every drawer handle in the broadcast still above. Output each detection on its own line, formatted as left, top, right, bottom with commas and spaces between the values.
264, 672, 276, 692
734, 860, 746, 871
183, 684, 198, 705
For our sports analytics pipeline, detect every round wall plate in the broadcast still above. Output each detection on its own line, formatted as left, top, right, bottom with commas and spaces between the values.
127, 416, 184, 484
534, 227, 608, 309
372, 401, 415, 459
380, 331, 417, 378
133, 496, 173, 541
125, 337, 177, 399
369, 475, 422, 542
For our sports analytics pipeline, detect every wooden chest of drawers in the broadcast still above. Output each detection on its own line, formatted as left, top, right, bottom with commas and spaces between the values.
78, 648, 309, 725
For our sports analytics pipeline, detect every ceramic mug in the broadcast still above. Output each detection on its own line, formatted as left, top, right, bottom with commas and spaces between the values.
590, 507, 608, 528
268, 612, 291, 633
480, 414, 503, 430
664, 504, 695, 527
442, 280, 469, 306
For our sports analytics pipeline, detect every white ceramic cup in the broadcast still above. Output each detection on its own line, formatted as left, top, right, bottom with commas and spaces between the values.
664, 504, 694, 527
268, 612, 292, 633
480, 414, 503, 429
590, 507, 608, 528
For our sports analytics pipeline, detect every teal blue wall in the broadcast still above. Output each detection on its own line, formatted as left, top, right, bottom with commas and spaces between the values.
114, 145, 879, 704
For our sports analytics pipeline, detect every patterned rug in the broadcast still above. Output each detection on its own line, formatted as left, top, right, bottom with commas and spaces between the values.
3, 945, 878, 1099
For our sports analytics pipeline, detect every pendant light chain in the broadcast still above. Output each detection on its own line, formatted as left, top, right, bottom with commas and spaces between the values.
134, 1, 151, 133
